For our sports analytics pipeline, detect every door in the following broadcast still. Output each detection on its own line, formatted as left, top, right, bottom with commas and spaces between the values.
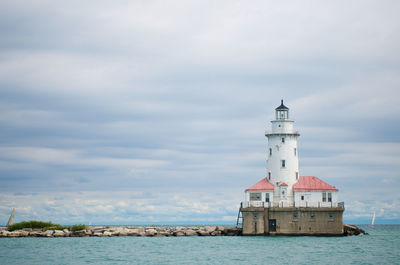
269, 219, 276, 232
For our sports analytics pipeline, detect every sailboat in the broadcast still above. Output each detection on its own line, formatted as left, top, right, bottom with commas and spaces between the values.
371, 212, 376, 225
7, 208, 15, 227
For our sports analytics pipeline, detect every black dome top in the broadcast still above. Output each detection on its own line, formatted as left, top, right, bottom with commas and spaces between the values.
275, 99, 289, 110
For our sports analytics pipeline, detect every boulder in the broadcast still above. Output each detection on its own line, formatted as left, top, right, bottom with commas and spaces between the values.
343, 224, 368, 236
43, 230, 54, 237
53, 230, 65, 237
19, 230, 29, 237
72, 230, 89, 237
204, 226, 217, 233
103, 231, 113, 236
8, 231, 21, 237
126, 229, 140, 236
158, 231, 172, 236
197, 231, 210, 236
174, 231, 185, 236
216, 226, 225, 232
211, 231, 221, 236
0, 231, 10, 237
185, 229, 198, 236
29, 231, 43, 237
145, 229, 157, 236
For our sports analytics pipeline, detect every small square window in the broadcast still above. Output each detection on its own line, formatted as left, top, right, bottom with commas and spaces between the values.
310, 212, 315, 220
328, 213, 334, 220
293, 212, 298, 219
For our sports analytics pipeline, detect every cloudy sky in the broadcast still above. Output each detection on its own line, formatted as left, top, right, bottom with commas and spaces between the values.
0, 0, 399, 225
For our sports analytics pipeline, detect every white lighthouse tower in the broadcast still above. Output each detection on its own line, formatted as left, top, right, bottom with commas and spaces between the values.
240, 100, 343, 235
265, 100, 300, 205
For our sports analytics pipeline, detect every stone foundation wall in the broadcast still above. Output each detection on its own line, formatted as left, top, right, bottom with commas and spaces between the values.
241, 207, 344, 236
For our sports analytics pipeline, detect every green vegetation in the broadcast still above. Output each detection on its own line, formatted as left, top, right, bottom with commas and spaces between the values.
8, 221, 87, 232
70, 224, 87, 232
8, 221, 57, 231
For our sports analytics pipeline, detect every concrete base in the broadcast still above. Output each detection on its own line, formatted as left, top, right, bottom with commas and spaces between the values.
241, 207, 344, 236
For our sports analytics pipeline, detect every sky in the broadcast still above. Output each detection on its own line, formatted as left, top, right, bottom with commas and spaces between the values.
0, 0, 399, 225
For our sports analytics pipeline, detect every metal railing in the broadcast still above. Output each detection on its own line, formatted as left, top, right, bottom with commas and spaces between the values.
243, 200, 345, 208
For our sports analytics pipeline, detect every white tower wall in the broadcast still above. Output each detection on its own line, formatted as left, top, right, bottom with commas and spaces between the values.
265, 102, 300, 205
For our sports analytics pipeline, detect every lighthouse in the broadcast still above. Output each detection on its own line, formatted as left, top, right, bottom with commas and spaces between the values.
240, 100, 344, 235
266, 100, 300, 205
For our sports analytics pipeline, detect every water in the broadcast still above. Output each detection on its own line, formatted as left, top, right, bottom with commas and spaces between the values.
0, 225, 399, 264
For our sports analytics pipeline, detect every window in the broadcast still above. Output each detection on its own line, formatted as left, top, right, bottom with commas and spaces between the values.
301, 195, 304, 201
250, 192, 261, 201
293, 212, 298, 220
282, 137, 285, 143
328, 192, 332, 202
265, 193, 270, 203
310, 212, 315, 220
281, 160, 286, 168
269, 148, 272, 156
268, 172, 271, 180
294, 148, 297, 156
296, 172, 299, 180
322, 192, 327, 202
328, 213, 334, 220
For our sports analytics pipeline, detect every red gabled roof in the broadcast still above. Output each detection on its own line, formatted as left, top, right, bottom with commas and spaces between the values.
246, 178, 274, 191
293, 176, 338, 191
279, 182, 288, 186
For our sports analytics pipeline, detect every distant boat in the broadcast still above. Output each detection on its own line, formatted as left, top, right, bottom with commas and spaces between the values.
7, 208, 15, 227
371, 212, 376, 225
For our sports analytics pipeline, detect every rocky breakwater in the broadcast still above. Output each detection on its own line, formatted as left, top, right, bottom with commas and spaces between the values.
0, 226, 242, 238
343, 224, 368, 236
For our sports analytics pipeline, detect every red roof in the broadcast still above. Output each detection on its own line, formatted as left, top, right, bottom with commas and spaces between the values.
279, 182, 288, 186
293, 176, 338, 191
246, 178, 274, 191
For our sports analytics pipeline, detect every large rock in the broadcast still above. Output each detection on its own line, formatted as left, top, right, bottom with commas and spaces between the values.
216, 226, 225, 232
103, 231, 113, 236
174, 231, 185, 236
185, 229, 198, 236
126, 229, 140, 236
53, 230, 65, 237
8, 231, 21, 237
29, 231, 43, 237
72, 230, 89, 237
197, 230, 210, 236
0, 230, 10, 237
211, 231, 221, 236
63, 229, 71, 237
43, 230, 54, 237
204, 226, 217, 233
145, 229, 157, 236
343, 224, 368, 236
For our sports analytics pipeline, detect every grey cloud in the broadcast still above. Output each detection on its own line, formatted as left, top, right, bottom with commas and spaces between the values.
0, 0, 399, 223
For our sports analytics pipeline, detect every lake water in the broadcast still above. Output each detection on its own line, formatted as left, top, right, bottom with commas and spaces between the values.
0, 225, 399, 264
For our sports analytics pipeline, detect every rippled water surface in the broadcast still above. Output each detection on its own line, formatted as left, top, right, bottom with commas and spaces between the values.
0, 225, 399, 264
